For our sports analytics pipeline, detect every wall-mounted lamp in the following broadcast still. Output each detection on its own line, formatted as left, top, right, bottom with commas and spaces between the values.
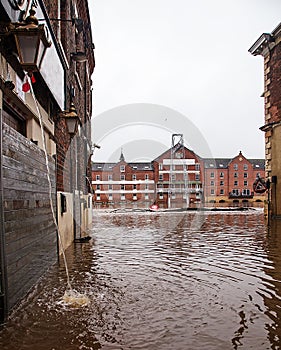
71, 51, 87, 63
9, 6, 51, 75
61, 102, 81, 137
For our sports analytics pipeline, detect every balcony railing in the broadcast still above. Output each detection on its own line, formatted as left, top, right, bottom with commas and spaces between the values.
228, 192, 254, 199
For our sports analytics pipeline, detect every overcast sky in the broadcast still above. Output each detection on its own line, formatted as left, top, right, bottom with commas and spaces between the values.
89, 0, 281, 162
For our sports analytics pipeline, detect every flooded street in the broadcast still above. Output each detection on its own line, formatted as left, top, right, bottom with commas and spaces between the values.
1, 209, 281, 349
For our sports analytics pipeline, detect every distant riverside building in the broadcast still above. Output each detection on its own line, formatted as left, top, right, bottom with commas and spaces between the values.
249, 22, 281, 218
92, 146, 265, 208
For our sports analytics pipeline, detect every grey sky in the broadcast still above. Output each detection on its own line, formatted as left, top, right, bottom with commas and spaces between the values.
89, 0, 281, 162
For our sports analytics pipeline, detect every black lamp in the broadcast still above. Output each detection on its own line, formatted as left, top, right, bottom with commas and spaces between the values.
62, 102, 81, 137
10, 6, 51, 74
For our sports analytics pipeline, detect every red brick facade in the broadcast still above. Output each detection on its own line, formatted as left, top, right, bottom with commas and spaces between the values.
249, 23, 281, 217
92, 149, 265, 208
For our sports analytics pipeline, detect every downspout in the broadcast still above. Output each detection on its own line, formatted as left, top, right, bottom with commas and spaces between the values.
0, 99, 8, 324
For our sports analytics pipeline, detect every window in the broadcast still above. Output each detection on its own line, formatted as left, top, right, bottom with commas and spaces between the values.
234, 181, 238, 186
234, 172, 238, 178
159, 193, 163, 199
96, 194, 101, 200
145, 194, 149, 200
132, 174, 137, 180
234, 164, 238, 170
211, 189, 215, 195
220, 172, 224, 178
159, 163, 163, 170
232, 189, 239, 196
210, 180, 214, 186
220, 180, 224, 186
195, 163, 200, 171
159, 174, 163, 181
133, 194, 137, 201
242, 189, 250, 196
108, 175, 112, 181
145, 184, 149, 190
121, 193, 125, 200
133, 184, 137, 190
145, 174, 149, 180
195, 174, 200, 181
220, 189, 224, 195
96, 184, 100, 190
244, 181, 248, 186
244, 173, 248, 178
108, 194, 113, 201
243, 164, 248, 170
210, 172, 215, 178
120, 175, 125, 181
121, 184, 125, 190
96, 175, 100, 181
108, 184, 113, 190
120, 165, 125, 172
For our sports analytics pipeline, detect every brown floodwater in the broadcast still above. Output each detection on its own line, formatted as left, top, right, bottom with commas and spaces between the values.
1, 209, 281, 350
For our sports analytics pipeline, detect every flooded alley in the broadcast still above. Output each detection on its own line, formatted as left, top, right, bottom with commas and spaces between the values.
1, 209, 281, 350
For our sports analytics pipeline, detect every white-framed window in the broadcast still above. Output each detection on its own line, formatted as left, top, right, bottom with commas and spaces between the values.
108, 184, 113, 190
145, 184, 149, 191
159, 163, 163, 170
234, 172, 238, 178
120, 174, 125, 181
242, 189, 250, 196
211, 189, 215, 195
145, 174, 149, 180
195, 174, 200, 181
220, 189, 224, 195
244, 181, 248, 186
145, 194, 149, 200
96, 184, 100, 190
96, 194, 101, 200
220, 172, 224, 178
96, 175, 100, 181
220, 180, 224, 186
108, 194, 113, 201
121, 193, 125, 200
159, 174, 163, 181
244, 173, 248, 178
232, 189, 239, 195
195, 163, 200, 171
234, 164, 238, 170
108, 174, 112, 181
234, 180, 238, 186
243, 164, 248, 170
210, 172, 215, 178
120, 165, 125, 172
210, 180, 215, 186
133, 184, 137, 190
121, 184, 125, 190
133, 194, 137, 201
159, 193, 163, 199
132, 174, 137, 180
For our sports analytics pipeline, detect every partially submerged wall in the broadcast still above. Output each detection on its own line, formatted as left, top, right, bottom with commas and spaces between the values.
2, 123, 57, 310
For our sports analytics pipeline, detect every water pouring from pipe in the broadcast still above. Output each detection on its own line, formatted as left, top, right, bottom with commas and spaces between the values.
29, 76, 90, 308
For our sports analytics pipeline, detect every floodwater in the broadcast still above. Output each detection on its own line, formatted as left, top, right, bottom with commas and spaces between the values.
1, 209, 281, 350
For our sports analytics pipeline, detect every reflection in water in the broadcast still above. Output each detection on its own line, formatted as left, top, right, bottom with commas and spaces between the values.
1, 210, 281, 349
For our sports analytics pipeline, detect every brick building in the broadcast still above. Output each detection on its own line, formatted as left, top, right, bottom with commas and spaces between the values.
0, 0, 94, 321
92, 146, 265, 208
204, 151, 265, 204
249, 23, 281, 218
92, 151, 155, 206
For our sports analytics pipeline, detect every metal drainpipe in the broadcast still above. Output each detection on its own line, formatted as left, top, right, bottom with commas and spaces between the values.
0, 105, 8, 324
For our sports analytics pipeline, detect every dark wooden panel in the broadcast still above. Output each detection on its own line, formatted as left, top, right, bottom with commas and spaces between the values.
2, 123, 57, 311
